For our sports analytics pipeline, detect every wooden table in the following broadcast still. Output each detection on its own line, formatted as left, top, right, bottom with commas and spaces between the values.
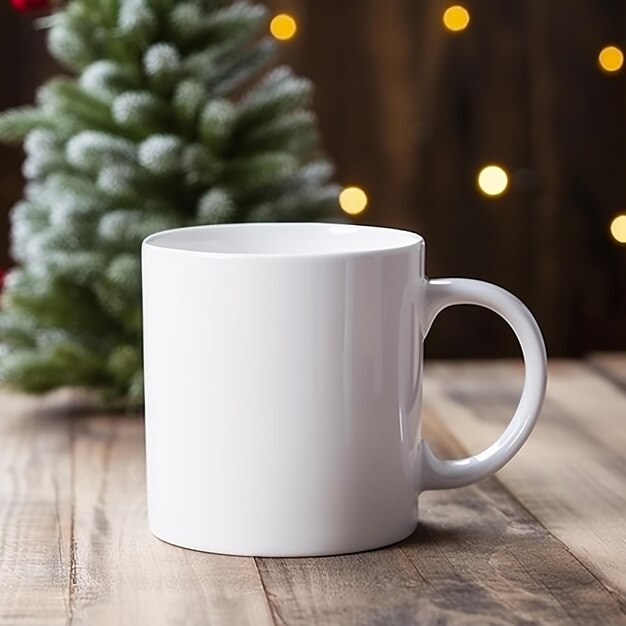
1, 357, 625, 625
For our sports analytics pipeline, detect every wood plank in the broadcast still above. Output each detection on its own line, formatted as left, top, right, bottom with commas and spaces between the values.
69, 414, 274, 626
424, 359, 626, 606
3, 359, 625, 624
255, 410, 624, 625
588, 353, 626, 389
0, 391, 74, 625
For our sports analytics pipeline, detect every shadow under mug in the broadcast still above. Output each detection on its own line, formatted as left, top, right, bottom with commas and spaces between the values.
141, 223, 547, 557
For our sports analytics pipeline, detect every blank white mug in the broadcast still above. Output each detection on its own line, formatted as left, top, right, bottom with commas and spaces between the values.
142, 223, 546, 556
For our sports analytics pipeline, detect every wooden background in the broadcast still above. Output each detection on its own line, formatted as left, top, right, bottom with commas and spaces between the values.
1, 0, 625, 358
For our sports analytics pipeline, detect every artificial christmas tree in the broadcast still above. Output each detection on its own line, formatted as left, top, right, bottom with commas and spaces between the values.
0, 0, 339, 404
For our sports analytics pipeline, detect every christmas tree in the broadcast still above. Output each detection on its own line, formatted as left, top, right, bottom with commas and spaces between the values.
0, 0, 339, 404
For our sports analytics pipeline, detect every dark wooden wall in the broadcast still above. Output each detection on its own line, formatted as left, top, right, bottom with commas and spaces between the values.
1, 0, 626, 358
0, 0, 56, 265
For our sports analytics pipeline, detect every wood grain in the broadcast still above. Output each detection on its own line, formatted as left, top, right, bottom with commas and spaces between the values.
0, 392, 73, 625
588, 352, 626, 389
1, 357, 625, 624
255, 412, 624, 626
424, 359, 626, 607
69, 415, 274, 626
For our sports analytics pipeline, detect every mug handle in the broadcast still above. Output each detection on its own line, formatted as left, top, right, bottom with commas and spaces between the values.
418, 278, 547, 491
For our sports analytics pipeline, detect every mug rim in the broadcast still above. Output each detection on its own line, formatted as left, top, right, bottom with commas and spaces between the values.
142, 222, 424, 259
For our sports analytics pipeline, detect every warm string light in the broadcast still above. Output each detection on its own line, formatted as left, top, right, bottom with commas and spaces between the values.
592, 46, 625, 245
268, 10, 622, 244
443, 5, 470, 32
610, 215, 626, 244
270, 13, 297, 41
340, 186, 368, 215
477, 165, 509, 197
598, 45, 624, 73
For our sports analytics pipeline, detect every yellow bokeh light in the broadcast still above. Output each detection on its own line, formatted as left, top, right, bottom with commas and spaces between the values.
598, 46, 624, 73
477, 165, 509, 197
610, 214, 626, 243
443, 5, 470, 32
270, 13, 297, 41
339, 186, 368, 215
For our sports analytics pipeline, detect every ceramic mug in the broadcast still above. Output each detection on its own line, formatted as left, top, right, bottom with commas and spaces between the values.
142, 223, 546, 556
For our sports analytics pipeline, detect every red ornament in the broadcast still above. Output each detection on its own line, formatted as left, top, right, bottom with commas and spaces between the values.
10, 0, 50, 12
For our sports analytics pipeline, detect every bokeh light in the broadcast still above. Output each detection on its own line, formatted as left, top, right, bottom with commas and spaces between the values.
598, 45, 624, 73
443, 5, 470, 32
610, 214, 626, 243
339, 186, 368, 215
477, 165, 509, 197
270, 14, 297, 41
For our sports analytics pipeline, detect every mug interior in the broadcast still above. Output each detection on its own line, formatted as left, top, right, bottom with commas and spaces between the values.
143, 223, 423, 256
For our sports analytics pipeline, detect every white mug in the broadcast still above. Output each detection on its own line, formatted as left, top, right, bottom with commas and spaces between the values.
142, 223, 546, 556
